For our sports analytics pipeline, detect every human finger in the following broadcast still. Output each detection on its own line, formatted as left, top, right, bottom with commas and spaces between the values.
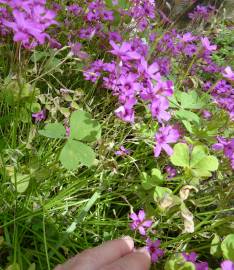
102, 247, 151, 270
54, 236, 134, 270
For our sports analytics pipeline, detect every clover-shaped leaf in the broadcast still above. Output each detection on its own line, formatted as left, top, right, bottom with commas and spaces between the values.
59, 139, 95, 170
221, 234, 234, 261
170, 143, 190, 167
70, 110, 101, 142
38, 123, 66, 139
170, 143, 219, 178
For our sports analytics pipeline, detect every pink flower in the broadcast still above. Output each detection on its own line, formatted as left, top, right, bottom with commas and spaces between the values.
32, 110, 46, 122
201, 37, 217, 51
115, 146, 130, 156
222, 66, 234, 81
221, 260, 234, 270
154, 125, 180, 157
130, 210, 152, 235
109, 40, 141, 61
149, 96, 171, 123
146, 238, 164, 263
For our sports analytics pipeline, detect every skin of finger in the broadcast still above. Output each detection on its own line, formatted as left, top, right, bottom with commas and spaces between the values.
101, 249, 151, 270
55, 237, 134, 270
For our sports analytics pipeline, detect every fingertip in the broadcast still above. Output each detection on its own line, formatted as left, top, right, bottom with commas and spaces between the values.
120, 236, 134, 251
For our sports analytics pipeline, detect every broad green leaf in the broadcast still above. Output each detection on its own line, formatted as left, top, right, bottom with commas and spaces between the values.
175, 109, 200, 124
190, 145, 207, 167
170, 143, 190, 167
141, 169, 164, 190
11, 174, 30, 193
59, 139, 95, 170
180, 91, 205, 109
179, 262, 196, 270
154, 186, 172, 201
221, 234, 234, 261
70, 110, 101, 142
31, 102, 41, 113
151, 168, 164, 185
38, 123, 66, 139
141, 172, 152, 190
193, 156, 219, 172
182, 120, 193, 133
210, 234, 222, 257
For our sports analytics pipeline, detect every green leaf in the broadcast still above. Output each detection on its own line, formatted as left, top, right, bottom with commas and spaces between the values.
154, 186, 172, 201
180, 91, 205, 109
221, 234, 234, 261
182, 120, 193, 133
190, 145, 207, 167
175, 109, 200, 124
31, 102, 41, 113
141, 172, 152, 190
193, 156, 219, 172
38, 123, 66, 139
151, 168, 164, 185
59, 140, 95, 170
70, 110, 101, 142
210, 234, 222, 257
11, 174, 30, 193
141, 169, 164, 190
170, 143, 190, 167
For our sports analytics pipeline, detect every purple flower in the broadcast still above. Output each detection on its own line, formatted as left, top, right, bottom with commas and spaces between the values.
212, 137, 234, 165
138, 58, 160, 80
202, 110, 212, 119
65, 127, 70, 137
130, 210, 152, 235
183, 252, 209, 270
223, 66, 234, 81
149, 96, 171, 123
115, 98, 136, 123
182, 252, 197, 262
221, 260, 234, 270
181, 32, 196, 42
146, 238, 164, 263
32, 110, 46, 122
109, 40, 141, 61
69, 42, 89, 59
115, 146, 130, 156
2, 1, 57, 49
201, 37, 217, 52
165, 165, 177, 178
154, 126, 180, 157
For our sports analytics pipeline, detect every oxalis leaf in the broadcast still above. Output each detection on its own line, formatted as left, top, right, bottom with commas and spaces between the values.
170, 143, 219, 178
11, 174, 30, 193
221, 234, 234, 261
70, 110, 101, 142
38, 123, 66, 139
170, 143, 190, 167
59, 139, 95, 170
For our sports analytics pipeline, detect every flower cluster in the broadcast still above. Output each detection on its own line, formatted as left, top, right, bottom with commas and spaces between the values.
188, 5, 216, 21
130, 210, 164, 263
0, 0, 58, 49
212, 137, 234, 169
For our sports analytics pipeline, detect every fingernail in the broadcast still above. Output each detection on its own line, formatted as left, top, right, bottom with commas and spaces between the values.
137, 247, 151, 258
121, 236, 134, 249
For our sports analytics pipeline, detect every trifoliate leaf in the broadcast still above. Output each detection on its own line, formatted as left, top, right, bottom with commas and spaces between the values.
59, 139, 95, 170
70, 110, 101, 142
38, 123, 66, 139
170, 143, 190, 167
221, 234, 234, 261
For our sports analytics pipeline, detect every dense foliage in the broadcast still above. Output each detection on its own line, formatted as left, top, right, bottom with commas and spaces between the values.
0, 0, 233, 269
